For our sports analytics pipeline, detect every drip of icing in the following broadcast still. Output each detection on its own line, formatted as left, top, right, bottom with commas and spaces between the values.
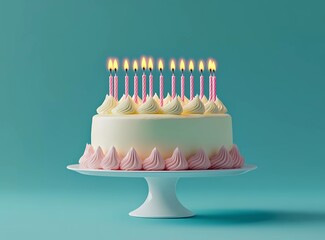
165, 148, 188, 171
210, 146, 233, 169
182, 95, 205, 114
162, 97, 183, 115
137, 97, 161, 114
215, 98, 228, 113
112, 95, 137, 115
188, 149, 211, 170
143, 148, 165, 171
100, 146, 120, 170
79, 144, 95, 166
163, 93, 172, 105
86, 146, 104, 169
229, 145, 244, 168
96, 95, 117, 115
120, 147, 142, 170
204, 101, 220, 114
201, 95, 208, 104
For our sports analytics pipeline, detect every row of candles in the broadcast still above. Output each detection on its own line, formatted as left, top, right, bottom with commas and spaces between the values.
107, 57, 218, 106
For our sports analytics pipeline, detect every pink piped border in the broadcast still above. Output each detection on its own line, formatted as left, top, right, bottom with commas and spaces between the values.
78, 144, 245, 171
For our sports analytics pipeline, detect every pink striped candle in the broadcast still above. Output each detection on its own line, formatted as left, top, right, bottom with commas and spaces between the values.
142, 72, 146, 103
114, 73, 118, 101
134, 73, 138, 103
149, 72, 153, 97
200, 74, 204, 99
181, 73, 185, 101
109, 74, 113, 96
171, 73, 176, 99
160, 73, 164, 106
209, 73, 212, 100
190, 73, 194, 100
125, 73, 129, 97
212, 74, 216, 101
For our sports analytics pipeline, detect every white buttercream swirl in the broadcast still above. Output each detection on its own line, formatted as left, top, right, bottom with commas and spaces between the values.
143, 148, 165, 171
96, 95, 117, 115
215, 98, 228, 113
163, 93, 172, 105
162, 97, 183, 115
178, 95, 189, 106
204, 101, 220, 114
201, 95, 208, 104
137, 97, 161, 114
120, 147, 142, 170
152, 93, 160, 104
132, 94, 142, 105
112, 95, 137, 115
165, 148, 189, 171
210, 146, 233, 169
86, 146, 104, 169
188, 149, 211, 170
229, 145, 244, 168
182, 95, 205, 114
100, 146, 120, 170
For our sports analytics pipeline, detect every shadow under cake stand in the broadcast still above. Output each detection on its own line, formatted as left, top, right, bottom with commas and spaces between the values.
67, 164, 257, 218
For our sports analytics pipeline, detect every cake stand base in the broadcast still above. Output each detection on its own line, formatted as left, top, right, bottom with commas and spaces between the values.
67, 164, 257, 218
129, 177, 193, 218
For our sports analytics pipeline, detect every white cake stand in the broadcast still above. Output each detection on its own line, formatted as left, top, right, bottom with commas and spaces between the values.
67, 164, 257, 218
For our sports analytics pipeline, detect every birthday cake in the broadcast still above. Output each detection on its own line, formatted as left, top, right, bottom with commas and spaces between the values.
78, 57, 244, 171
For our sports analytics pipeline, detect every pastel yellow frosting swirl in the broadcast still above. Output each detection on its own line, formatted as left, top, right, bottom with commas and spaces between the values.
201, 95, 208, 104
163, 93, 172, 105
112, 95, 137, 115
137, 97, 161, 114
96, 95, 117, 115
162, 97, 183, 115
152, 93, 160, 104
215, 98, 228, 113
182, 95, 205, 114
178, 95, 189, 106
204, 101, 220, 114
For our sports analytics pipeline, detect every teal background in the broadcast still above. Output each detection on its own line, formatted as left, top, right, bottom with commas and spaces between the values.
1, 0, 325, 239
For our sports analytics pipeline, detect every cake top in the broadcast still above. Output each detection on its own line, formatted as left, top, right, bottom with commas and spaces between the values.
97, 57, 227, 115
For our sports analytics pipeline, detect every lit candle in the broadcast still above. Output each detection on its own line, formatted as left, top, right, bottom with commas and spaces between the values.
133, 60, 139, 103
189, 60, 194, 100
141, 57, 147, 103
170, 59, 176, 99
212, 60, 217, 101
180, 59, 185, 101
208, 59, 212, 100
158, 59, 164, 107
124, 59, 129, 97
107, 59, 113, 96
148, 58, 154, 97
199, 60, 204, 100
113, 59, 118, 101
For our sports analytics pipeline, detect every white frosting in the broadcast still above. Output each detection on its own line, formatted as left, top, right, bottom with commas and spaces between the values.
162, 97, 183, 115
215, 98, 228, 113
91, 114, 232, 159
182, 95, 205, 114
137, 97, 161, 114
112, 95, 137, 115
96, 95, 117, 115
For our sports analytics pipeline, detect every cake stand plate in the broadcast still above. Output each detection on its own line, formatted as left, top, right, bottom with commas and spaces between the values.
67, 164, 257, 218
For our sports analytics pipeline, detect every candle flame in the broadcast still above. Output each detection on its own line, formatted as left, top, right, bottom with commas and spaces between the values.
213, 60, 217, 71
148, 58, 153, 71
113, 59, 118, 71
180, 59, 185, 71
170, 59, 176, 71
199, 60, 204, 72
208, 59, 212, 72
189, 60, 194, 71
158, 59, 164, 71
124, 59, 129, 71
133, 60, 138, 71
141, 57, 147, 70
107, 59, 113, 71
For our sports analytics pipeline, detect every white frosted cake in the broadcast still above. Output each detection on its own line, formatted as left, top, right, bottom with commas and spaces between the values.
78, 58, 244, 171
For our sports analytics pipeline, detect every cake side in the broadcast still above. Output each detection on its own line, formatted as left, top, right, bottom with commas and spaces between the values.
91, 114, 233, 159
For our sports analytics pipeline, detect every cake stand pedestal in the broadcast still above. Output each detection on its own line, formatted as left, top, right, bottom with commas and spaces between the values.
67, 164, 256, 218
